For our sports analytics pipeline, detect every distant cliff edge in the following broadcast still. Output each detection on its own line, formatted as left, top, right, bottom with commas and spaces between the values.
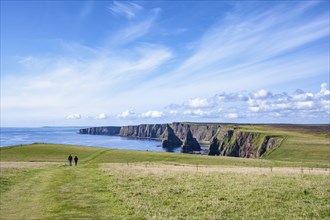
79, 126, 121, 136
79, 122, 219, 143
79, 122, 284, 158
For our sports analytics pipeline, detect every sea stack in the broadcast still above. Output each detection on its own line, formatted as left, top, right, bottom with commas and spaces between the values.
161, 124, 183, 148
208, 137, 221, 156
181, 129, 201, 153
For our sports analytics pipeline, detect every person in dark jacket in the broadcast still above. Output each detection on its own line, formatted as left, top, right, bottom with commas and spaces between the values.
68, 154, 73, 166
74, 156, 78, 166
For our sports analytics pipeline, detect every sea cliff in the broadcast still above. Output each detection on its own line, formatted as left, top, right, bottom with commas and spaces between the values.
79, 123, 284, 158
117, 122, 219, 143
79, 126, 121, 135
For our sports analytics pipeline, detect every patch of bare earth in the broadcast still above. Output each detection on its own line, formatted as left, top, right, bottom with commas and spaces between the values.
0, 162, 62, 168
100, 163, 330, 175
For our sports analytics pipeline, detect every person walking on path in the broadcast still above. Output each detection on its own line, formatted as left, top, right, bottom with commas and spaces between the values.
68, 154, 73, 166
74, 156, 78, 166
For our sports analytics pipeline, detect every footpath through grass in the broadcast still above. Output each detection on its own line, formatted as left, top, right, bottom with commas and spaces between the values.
1, 144, 329, 219
1, 164, 129, 219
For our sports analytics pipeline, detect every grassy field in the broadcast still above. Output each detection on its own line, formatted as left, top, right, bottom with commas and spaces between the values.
1, 143, 329, 219
236, 124, 330, 165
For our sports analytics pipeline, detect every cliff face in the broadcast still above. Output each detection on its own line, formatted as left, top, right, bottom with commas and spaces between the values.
171, 122, 219, 143
119, 124, 167, 139
79, 123, 283, 158
208, 127, 283, 158
79, 126, 121, 135
119, 122, 219, 143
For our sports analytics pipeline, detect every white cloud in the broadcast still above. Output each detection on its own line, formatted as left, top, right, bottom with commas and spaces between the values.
320, 83, 329, 93
292, 92, 314, 101
251, 89, 272, 99
95, 113, 107, 120
248, 106, 260, 112
117, 110, 137, 119
246, 83, 329, 116
66, 114, 82, 119
320, 100, 330, 113
173, 108, 223, 118
215, 93, 248, 102
112, 82, 330, 122
183, 109, 210, 116
225, 113, 238, 119
184, 98, 214, 108
317, 83, 330, 99
117, 110, 165, 119
167, 82, 329, 121
141, 110, 164, 118
169, 110, 178, 115
295, 101, 314, 109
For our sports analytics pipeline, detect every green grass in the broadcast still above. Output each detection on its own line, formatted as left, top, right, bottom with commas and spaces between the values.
1, 143, 329, 219
264, 134, 330, 163
235, 125, 330, 165
0, 166, 129, 219
101, 165, 329, 219
1, 143, 328, 168
0, 143, 104, 162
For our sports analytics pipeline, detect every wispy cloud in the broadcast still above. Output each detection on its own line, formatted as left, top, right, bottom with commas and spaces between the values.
144, 1, 329, 93
108, 7, 161, 46
2, 41, 172, 123
108, 1, 143, 19
2, 1, 328, 126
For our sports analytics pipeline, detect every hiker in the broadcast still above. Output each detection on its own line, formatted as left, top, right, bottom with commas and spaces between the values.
68, 154, 73, 166
74, 156, 78, 166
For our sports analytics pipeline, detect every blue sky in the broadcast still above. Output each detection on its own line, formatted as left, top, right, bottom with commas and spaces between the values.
1, 1, 329, 127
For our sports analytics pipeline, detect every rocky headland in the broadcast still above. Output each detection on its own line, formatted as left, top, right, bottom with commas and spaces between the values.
79, 122, 284, 157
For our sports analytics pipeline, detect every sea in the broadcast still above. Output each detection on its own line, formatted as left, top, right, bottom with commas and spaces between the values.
0, 127, 179, 152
